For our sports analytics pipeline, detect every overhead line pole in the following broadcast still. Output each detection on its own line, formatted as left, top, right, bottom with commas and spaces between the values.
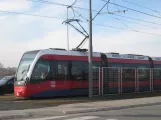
67, 7, 70, 50
88, 0, 93, 98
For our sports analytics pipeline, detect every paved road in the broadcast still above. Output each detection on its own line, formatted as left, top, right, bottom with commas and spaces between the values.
0, 100, 45, 110
22, 103, 161, 120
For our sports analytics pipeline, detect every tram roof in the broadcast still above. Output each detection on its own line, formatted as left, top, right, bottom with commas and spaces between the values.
105, 53, 149, 60
152, 57, 161, 61
38, 48, 101, 57
25, 49, 151, 60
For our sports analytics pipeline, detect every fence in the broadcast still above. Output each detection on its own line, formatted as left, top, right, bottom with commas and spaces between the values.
121, 68, 136, 94
93, 67, 100, 96
137, 68, 151, 92
102, 67, 120, 95
92, 67, 161, 96
152, 68, 161, 91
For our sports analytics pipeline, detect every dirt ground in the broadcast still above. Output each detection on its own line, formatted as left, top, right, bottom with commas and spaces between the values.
1, 92, 161, 111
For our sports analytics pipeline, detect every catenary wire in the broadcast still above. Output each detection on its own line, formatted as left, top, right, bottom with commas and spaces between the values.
91, 23, 161, 36
111, 14, 161, 26
27, 0, 161, 26
0, 10, 66, 19
109, 16, 161, 29
102, 0, 161, 19
70, 8, 161, 34
67, 7, 161, 36
26, 0, 95, 12
122, 0, 161, 15
0, 2, 161, 37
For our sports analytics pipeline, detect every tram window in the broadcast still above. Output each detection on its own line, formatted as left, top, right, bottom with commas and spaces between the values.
93, 62, 101, 67
56, 61, 68, 80
31, 58, 50, 82
123, 64, 137, 68
137, 64, 148, 68
153, 69, 161, 80
138, 69, 150, 80
50, 61, 69, 80
71, 61, 88, 81
108, 63, 123, 68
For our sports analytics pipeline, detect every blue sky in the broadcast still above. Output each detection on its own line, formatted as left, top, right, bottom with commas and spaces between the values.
0, 0, 161, 67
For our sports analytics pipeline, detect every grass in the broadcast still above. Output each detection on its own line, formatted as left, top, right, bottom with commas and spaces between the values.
24, 99, 89, 106
1, 92, 161, 107
0, 94, 17, 100
17, 91, 161, 106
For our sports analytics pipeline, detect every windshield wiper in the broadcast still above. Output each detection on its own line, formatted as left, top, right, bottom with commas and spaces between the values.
21, 69, 27, 74
27, 64, 30, 72
21, 64, 30, 74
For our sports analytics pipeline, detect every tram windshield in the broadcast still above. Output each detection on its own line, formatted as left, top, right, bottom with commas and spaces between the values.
16, 50, 40, 81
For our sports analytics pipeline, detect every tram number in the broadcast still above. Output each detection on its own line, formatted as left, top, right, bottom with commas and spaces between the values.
50, 81, 56, 88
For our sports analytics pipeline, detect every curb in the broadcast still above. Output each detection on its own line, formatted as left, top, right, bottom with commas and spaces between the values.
63, 102, 161, 114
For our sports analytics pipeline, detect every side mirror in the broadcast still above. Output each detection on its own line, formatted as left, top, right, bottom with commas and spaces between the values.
14, 77, 17, 82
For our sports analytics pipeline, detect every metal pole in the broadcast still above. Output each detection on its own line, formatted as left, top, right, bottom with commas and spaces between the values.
88, 0, 93, 98
67, 8, 69, 51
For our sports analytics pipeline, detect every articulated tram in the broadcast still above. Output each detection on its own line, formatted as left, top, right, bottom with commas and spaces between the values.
14, 48, 160, 98
151, 57, 161, 91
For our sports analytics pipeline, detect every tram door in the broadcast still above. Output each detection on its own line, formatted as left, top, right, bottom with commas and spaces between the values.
70, 61, 88, 96
50, 60, 71, 96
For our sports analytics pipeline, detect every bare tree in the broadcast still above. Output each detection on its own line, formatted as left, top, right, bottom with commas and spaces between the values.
0, 62, 3, 77
0, 63, 17, 77
0, 62, 3, 68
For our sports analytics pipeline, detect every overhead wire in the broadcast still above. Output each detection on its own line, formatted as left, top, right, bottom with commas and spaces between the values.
112, 0, 121, 11
67, 0, 80, 19
102, 0, 161, 19
117, 19, 136, 31
111, 14, 161, 26
0, 10, 66, 19
71, 10, 89, 48
26, 0, 161, 19
69, 8, 161, 37
26, 0, 68, 7
99, 0, 135, 31
72, 9, 89, 21
68, 5, 161, 37
92, 23, 161, 36
102, 0, 161, 29
66, 0, 80, 50
70, 0, 79, 6
1, 0, 161, 37
0, 8, 160, 37
109, 16, 160, 29
92, 0, 110, 20
26, 0, 161, 26
122, 0, 161, 16
66, 0, 89, 49
26, 0, 95, 12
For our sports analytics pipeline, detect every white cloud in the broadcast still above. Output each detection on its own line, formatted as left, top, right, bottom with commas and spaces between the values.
0, 0, 77, 43
92, 29, 160, 56
0, 0, 31, 11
